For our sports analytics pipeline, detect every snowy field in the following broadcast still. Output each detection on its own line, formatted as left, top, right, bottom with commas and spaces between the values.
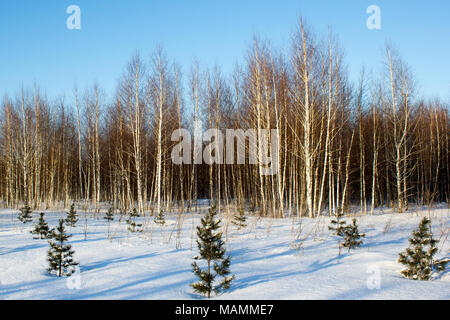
0, 204, 449, 300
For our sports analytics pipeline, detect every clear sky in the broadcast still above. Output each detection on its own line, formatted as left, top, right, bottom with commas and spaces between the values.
0, 0, 449, 102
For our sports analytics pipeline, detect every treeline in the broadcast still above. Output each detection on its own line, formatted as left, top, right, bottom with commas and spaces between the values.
0, 19, 449, 216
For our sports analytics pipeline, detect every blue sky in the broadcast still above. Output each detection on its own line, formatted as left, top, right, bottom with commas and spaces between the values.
0, 0, 449, 102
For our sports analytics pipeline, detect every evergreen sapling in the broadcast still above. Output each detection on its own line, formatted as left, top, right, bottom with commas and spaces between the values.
18, 203, 33, 224
65, 203, 78, 227
104, 207, 114, 238
398, 217, 448, 280
47, 219, 78, 277
232, 207, 247, 229
342, 219, 365, 251
329, 212, 364, 253
328, 211, 347, 237
154, 210, 166, 225
191, 204, 234, 298
126, 208, 143, 233
30, 212, 50, 239
104, 207, 114, 222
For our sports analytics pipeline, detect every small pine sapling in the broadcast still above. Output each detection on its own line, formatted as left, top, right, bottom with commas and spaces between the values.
18, 203, 33, 224
250, 203, 256, 215
232, 206, 247, 229
191, 204, 234, 298
65, 203, 78, 227
47, 219, 79, 277
104, 207, 114, 238
398, 217, 448, 280
30, 212, 50, 239
329, 211, 347, 255
329, 212, 365, 253
104, 207, 114, 222
154, 210, 166, 225
328, 211, 347, 237
126, 208, 143, 233
342, 219, 365, 251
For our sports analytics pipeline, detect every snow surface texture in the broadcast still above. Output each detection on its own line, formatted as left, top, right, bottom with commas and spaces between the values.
0, 204, 449, 300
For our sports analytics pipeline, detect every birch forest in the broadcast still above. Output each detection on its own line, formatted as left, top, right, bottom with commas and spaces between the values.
1, 19, 449, 217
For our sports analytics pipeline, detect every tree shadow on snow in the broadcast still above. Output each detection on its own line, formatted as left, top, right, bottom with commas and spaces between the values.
75, 268, 191, 299
231, 270, 303, 291
303, 254, 348, 274
80, 252, 159, 272
1, 242, 47, 255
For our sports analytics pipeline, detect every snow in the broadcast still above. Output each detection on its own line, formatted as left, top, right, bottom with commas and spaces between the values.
0, 205, 449, 300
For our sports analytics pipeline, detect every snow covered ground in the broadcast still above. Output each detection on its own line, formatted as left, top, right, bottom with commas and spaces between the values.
0, 204, 449, 300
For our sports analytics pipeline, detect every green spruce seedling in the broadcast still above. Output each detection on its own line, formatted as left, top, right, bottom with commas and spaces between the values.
18, 203, 33, 224
398, 217, 448, 280
154, 210, 166, 226
232, 206, 247, 230
191, 204, 234, 298
30, 212, 50, 239
47, 219, 78, 277
104, 207, 114, 238
342, 219, 365, 251
328, 211, 347, 237
126, 208, 143, 233
104, 207, 114, 222
65, 203, 78, 227
329, 211, 347, 255
329, 211, 364, 254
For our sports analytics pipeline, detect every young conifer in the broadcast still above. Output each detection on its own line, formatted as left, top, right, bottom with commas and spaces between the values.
342, 219, 365, 251
65, 203, 78, 227
47, 219, 78, 277
18, 203, 33, 224
329, 212, 364, 253
104, 207, 114, 238
328, 211, 347, 237
104, 207, 114, 222
154, 210, 166, 225
398, 217, 448, 280
30, 212, 50, 239
191, 204, 234, 298
126, 208, 143, 233
232, 206, 247, 229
